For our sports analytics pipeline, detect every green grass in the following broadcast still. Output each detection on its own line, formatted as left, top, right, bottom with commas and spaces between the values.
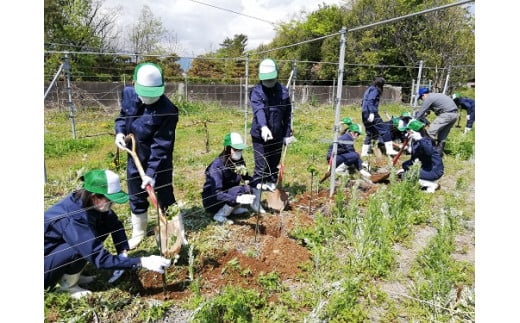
44, 99, 475, 322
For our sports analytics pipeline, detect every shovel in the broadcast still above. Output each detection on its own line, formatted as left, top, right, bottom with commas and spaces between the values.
319, 153, 334, 184
392, 137, 410, 166
266, 144, 289, 212
369, 138, 410, 183
121, 134, 186, 260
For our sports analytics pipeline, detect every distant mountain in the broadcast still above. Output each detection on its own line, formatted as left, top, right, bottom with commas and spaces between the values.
177, 57, 193, 72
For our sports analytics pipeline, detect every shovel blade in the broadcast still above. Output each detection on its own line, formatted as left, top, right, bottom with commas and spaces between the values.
266, 189, 288, 212
154, 214, 188, 261
370, 172, 390, 183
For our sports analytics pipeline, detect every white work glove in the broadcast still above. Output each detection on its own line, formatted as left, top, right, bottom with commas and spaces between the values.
367, 113, 375, 123
261, 126, 273, 142
141, 175, 155, 189
396, 168, 405, 176
409, 130, 422, 141
140, 255, 172, 274
283, 136, 296, 145
115, 133, 126, 149
236, 194, 256, 205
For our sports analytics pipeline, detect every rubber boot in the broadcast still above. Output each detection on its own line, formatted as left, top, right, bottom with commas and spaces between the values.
128, 212, 148, 249
58, 272, 92, 299
78, 275, 96, 284
359, 169, 372, 180
232, 206, 250, 215
334, 162, 349, 176
418, 179, 439, 193
213, 204, 234, 224
384, 141, 399, 156
251, 188, 266, 214
361, 144, 371, 157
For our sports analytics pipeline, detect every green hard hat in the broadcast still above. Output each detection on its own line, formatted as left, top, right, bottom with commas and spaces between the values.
349, 123, 363, 135
400, 111, 412, 118
341, 117, 353, 125
406, 119, 425, 132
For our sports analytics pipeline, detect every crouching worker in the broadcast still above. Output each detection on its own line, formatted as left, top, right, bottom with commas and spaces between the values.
396, 120, 444, 193
202, 132, 264, 224
44, 169, 172, 299
327, 123, 371, 180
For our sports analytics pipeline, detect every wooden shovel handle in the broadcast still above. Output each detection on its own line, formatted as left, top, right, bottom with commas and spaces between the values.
278, 144, 289, 185
121, 134, 159, 209
320, 152, 334, 184
392, 138, 410, 166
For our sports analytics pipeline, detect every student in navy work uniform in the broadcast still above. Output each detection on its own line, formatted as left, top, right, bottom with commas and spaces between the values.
114, 62, 179, 249
202, 132, 262, 224
327, 123, 371, 179
374, 112, 411, 152
414, 87, 459, 157
249, 58, 296, 203
452, 92, 475, 134
44, 169, 172, 299
361, 76, 399, 157
396, 120, 444, 193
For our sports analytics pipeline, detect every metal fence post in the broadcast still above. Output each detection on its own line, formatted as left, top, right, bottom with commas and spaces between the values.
63, 53, 77, 139
329, 27, 347, 197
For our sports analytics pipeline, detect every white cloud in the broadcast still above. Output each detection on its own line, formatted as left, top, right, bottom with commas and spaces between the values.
103, 0, 343, 57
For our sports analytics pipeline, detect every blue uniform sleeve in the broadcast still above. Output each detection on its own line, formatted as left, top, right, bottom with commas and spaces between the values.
103, 211, 131, 253
115, 86, 139, 135
460, 98, 475, 110
208, 161, 239, 205
282, 86, 292, 138
362, 86, 380, 114
146, 110, 178, 178
60, 214, 140, 270
250, 85, 268, 128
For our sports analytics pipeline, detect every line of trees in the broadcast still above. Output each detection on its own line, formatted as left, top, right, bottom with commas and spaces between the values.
44, 0, 474, 95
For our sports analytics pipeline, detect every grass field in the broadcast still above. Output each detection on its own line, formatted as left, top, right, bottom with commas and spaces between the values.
44, 100, 475, 322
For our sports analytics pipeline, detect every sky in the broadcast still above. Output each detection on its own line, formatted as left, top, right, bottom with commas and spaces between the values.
102, 0, 345, 57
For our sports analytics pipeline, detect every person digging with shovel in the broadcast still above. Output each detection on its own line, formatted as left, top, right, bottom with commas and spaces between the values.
249, 58, 295, 209
326, 123, 371, 180
44, 169, 172, 299
361, 76, 399, 158
396, 119, 444, 193
201, 132, 262, 224
114, 62, 179, 250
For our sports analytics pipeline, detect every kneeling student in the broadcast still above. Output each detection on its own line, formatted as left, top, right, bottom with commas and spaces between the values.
397, 119, 444, 193
327, 123, 371, 179
202, 132, 264, 224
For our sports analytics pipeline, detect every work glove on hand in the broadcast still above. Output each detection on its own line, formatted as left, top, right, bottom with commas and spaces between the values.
367, 113, 375, 123
409, 130, 422, 141
236, 194, 256, 205
141, 175, 156, 189
140, 255, 172, 274
283, 136, 297, 145
261, 126, 273, 142
115, 133, 126, 149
